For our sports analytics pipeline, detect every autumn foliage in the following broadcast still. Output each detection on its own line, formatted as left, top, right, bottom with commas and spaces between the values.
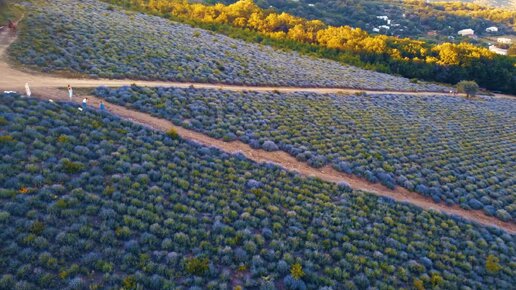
113, 0, 494, 63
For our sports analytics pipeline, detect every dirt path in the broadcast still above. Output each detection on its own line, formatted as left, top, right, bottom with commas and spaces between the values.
1, 21, 515, 233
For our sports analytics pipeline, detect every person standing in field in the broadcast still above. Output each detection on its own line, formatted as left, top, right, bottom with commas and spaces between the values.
68, 84, 73, 100
99, 101, 105, 111
82, 97, 88, 109
25, 83, 31, 97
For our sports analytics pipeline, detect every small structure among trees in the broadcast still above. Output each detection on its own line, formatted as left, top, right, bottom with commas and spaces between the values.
458, 28, 474, 36
485, 26, 498, 33
456, 80, 479, 98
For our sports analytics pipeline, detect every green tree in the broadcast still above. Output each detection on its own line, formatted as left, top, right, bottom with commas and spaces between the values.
456, 80, 479, 98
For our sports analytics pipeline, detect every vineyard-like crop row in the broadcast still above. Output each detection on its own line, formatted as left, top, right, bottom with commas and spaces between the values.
8, 0, 448, 92
0, 94, 514, 289
94, 86, 516, 222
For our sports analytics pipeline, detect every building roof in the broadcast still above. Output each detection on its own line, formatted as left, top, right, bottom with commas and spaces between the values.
489, 45, 508, 55
458, 29, 474, 35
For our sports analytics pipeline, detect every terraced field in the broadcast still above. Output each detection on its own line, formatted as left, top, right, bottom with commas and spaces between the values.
8, 0, 448, 91
0, 93, 515, 289
94, 86, 516, 222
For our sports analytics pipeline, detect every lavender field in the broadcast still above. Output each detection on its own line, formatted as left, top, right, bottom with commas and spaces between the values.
1, 0, 515, 289
95, 86, 516, 222
0, 93, 514, 289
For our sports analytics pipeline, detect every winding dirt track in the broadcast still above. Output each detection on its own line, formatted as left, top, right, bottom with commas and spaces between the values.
1, 26, 515, 233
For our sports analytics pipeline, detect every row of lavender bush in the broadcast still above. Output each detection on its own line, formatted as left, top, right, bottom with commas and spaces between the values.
0, 94, 514, 289
94, 86, 515, 222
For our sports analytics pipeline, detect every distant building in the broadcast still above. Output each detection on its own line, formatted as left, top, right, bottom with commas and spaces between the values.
485, 26, 498, 33
497, 37, 512, 44
379, 25, 390, 30
372, 28, 380, 32
427, 30, 438, 36
489, 45, 508, 55
308, 3, 315, 7
377, 16, 389, 21
458, 29, 474, 36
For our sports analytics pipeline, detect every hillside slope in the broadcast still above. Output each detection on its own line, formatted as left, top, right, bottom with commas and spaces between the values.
1, 93, 515, 289
8, 0, 447, 91
94, 86, 516, 222
111, 0, 515, 94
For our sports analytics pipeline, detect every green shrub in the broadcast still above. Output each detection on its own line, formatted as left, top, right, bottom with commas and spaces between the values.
0, 135, 14, 143
57, 135, 69, 143
486, 255, 501, 274
167, 128, 179, 139
290, 263, 304, 279
0, 211, 10, 223
103, 185, 115, 196
185, 257, 209, 276
62, 160, 84, 174
55, 199, 68, 209
431, 273, 444, 287
30, 221, 45, 235
413, 278, 424, 290
122, 276, 137, 290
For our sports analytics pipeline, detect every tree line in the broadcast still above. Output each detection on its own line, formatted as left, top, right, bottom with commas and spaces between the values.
207, 0, 515, 38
